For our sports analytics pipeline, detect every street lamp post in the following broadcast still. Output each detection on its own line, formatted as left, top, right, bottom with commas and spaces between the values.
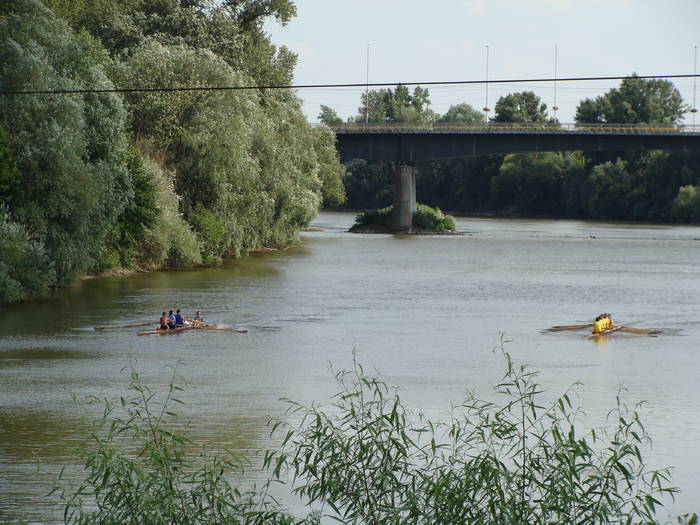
552, 43, 559, 120
483, 45, 490, 120
365, 44, 370, 124
692, 45, 698, 129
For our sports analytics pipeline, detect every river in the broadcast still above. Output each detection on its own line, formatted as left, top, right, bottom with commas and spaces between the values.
1, 211, 699, 522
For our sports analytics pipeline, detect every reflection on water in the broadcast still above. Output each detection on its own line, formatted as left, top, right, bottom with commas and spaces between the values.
1, 212, 699, 522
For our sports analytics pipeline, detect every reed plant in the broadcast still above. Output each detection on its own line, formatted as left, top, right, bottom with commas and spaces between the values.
53, 365, 295, 525
56, 349, 694, 524
272, 349, 682, 524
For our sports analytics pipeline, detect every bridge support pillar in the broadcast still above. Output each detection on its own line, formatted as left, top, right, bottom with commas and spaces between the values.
391, 162, 416, 232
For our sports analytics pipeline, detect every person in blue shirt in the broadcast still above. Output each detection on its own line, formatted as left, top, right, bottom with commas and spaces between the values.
174, 309, 189, 327
167, 310, 177, 329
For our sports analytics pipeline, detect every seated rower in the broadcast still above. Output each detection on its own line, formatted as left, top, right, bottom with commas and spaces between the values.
174, 309, 189, 327
605, 313, 614, 328
159, 312, 169, 331
167, 310, 177, 329
592, 315, 606, 334
192, 311, 205, 327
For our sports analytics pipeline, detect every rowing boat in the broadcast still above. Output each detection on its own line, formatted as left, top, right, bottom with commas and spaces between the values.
137, 325, 206, 336
588, 326, 623, 339
136, 324, 248, 336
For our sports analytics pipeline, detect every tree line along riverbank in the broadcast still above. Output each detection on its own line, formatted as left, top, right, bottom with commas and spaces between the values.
3, 1, 700, 307
0, 0, 346, 304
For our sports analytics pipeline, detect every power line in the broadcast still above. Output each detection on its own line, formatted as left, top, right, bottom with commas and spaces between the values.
1, 74, 698, 96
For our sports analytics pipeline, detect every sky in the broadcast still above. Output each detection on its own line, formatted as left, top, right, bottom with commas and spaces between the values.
264, 0, 700, 124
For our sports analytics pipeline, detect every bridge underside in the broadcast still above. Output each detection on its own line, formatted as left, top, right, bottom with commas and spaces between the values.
336, 131, 700, 163
335, 130, 700, 232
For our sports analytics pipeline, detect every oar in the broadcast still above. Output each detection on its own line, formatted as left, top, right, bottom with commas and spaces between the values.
202, 326, 248, 333
618, 326, 662, 335
199, 325, 248, 333
95, 322, 156, 331
544, 324, 592, 332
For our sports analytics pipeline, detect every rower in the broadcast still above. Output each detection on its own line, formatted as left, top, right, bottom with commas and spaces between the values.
592, 315, 605, 334
159, 312, 169, 331
192, 311, 205, 327
167, 310, 177, 329
605, 313, 614, 328
174, 309, 188, 327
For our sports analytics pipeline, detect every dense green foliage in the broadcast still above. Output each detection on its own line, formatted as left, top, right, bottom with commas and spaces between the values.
0, 205, 54, 302
1, 1, 137, 284
56, 366, 297, 525
335, 81, 700, 224
275, 352, 680, 523
0, 0, 345, 303
492, 90, 557, 125
351, 203, 455, 233
354, 84, 434, 123
575, 74, 687, 125
56, 352, 694, 524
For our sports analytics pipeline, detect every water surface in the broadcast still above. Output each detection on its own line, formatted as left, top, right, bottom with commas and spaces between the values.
1, 212, 699, 522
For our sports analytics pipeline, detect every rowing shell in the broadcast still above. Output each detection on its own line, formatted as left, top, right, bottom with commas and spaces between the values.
137, 325, 248, 336
137, 325, 203, 336
588, 326, 623, 339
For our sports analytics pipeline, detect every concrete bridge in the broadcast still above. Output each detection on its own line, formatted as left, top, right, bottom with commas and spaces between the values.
331, 123, 700, 231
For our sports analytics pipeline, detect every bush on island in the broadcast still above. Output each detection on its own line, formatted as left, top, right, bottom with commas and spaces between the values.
352, 203, 456, 233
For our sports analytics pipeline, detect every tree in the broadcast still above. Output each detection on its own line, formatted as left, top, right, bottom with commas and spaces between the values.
493, 91, 556, 124
0, 205, 54, 303
318, 105, 342, 125
575, 74, 687, 125
574, 75, 692, 222
437, 103, 486, 124
672, 185, 700, 223
586, 159, 643, 219
490, 152, 585, 215
0, 0, 137, 283
356, 84, 435, 123
311, 126, 346, 206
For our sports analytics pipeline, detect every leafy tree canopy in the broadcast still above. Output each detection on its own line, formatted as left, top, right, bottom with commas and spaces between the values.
356, 84, 435, 123
492, 91, 556, 124
318, 104, 342, 125
575, 74, 687, 125
437, 103, 486, 124
43, 0, 298, 87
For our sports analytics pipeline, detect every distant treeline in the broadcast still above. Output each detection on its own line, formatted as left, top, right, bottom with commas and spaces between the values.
0, 0, 346, 304
321, 81, 700, 223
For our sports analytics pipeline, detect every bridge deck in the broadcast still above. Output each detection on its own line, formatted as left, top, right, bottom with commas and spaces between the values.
330, 123, 700, 162
330, 122, 700, 136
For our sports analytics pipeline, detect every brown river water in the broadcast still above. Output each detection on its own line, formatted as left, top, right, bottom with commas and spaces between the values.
1, 211, 699, 522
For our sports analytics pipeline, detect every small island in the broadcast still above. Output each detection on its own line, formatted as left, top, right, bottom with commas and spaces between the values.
350, 203, 458, 234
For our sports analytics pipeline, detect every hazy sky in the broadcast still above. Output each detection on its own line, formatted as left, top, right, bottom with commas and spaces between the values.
265, 0, 699, 124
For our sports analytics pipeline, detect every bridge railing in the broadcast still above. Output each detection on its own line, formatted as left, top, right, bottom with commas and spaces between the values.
321, 122, 700, 135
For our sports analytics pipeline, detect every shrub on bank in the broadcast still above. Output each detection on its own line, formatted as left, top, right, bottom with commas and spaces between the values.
0, 206, 54, 303
352, 203, 456, 232
55, 349, 694, 524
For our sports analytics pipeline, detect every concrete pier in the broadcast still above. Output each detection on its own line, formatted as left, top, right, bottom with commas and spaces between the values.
391, 162, 416, 232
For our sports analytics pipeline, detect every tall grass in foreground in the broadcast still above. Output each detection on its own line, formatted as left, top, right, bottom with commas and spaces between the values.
53, 366, 297, 525
55, 349, 696, 524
